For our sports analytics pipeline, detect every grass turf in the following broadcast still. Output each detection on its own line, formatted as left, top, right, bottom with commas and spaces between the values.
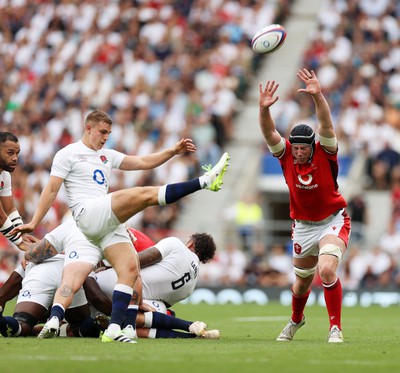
1, 301, 399, 373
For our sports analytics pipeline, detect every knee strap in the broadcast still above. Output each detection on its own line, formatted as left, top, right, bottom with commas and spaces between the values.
319, 244, 342, 261
294, 265, 317, 278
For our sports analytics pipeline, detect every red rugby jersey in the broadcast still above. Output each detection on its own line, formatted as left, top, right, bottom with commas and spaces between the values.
278, 139, 347, 221
127, 228, 156, 252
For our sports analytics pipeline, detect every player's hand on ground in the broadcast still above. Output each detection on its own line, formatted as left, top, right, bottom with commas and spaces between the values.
259, 80, 279, 109
297, 68, 321, 95
174, 138, 197, 155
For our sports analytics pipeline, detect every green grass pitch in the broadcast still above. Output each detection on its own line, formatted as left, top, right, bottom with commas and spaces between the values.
1, 301, 399, 373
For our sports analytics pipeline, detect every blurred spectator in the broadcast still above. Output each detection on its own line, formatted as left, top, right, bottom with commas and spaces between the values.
243, 240, 269, 286
340, 244, 368, 290
258, 242, 294, 287
222, 193, 264, 252
366, 142, 400, 189
197, 255, 223, 287
190, 112, 222, 168
360, 245, 392, 288
218, 242, 247, 286
347, 194, 368, 244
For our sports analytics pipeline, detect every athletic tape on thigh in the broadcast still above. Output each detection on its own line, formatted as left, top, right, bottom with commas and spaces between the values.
294, 265, 317, 278
319, 244, 342, 261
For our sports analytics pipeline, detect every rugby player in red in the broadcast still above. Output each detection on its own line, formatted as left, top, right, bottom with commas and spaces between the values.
258, 68, 351, 343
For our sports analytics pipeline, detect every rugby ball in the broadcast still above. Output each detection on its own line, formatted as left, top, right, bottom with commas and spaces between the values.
251, 24, 287, 54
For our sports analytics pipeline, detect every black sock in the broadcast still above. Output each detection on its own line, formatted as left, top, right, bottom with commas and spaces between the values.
164, 179, 202, 204
155, 329, 195, 338
151, 312, 191, 331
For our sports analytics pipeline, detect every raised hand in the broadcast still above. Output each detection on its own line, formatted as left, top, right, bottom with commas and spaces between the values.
297, 68, 321, 95
259, 80, 280, 109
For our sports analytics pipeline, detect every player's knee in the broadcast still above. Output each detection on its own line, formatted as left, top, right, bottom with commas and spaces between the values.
13, 312, 37, 335
319, 243, 343, 261
294, 265, 317, 279
318, 244, 341, 279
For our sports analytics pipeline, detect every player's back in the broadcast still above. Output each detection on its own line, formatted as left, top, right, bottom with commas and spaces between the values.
140, 237, 200, 306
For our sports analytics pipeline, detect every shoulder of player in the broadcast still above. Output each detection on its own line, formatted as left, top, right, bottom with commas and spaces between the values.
155, 237, 186, 254
315, 142, 338, 157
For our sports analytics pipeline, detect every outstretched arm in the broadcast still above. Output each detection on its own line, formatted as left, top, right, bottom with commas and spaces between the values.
12, 176, 63, 235
297, 69, 337, 152
119, 138, 197, 171
259, 80, 284, 156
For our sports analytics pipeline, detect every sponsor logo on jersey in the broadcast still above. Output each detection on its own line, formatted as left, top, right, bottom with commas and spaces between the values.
298, 174, 313, 185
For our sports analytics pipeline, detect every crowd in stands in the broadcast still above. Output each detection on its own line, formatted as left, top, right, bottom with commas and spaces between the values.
0, 0, 291, 275
1, 0, 400, 291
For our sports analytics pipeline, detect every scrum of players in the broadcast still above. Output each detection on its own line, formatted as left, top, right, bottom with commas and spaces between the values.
0, 221, 221, 340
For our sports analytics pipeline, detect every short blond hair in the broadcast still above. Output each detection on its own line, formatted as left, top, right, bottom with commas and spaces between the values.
85, 110, 112, 126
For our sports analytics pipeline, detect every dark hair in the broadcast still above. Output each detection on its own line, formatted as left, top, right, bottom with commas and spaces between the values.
289, 124, 315, 146
191, 233, 217, 263
0, 132, 18, 144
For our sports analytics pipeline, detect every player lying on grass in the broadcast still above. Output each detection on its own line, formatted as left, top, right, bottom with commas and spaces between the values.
0, 224, 220, 339
83, 227, 220, 339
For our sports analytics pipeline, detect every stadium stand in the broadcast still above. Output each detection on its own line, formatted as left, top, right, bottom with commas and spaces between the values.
0, 0, 399, 290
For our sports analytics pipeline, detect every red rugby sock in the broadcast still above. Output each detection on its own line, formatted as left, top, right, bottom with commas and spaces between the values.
291, 288, 310, 324
323, 278, 342, 330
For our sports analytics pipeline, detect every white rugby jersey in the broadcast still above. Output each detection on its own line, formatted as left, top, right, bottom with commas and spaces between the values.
0, 171, 12, 197
141, 237, 200, 306
95, 237, 200, 306
50, 140, 125, 216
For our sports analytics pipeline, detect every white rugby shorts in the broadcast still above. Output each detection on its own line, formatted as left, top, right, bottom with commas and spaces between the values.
75, 194, 132, 249
292, 209, 351, 258
17, 256, 87, 310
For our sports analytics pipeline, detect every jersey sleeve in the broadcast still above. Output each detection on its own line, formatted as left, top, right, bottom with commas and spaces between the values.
51, 147, 71, 179
154, 237, 182, 259
13, 263, 25, 278
0, 171, 12, 197
106, 149, 126, 169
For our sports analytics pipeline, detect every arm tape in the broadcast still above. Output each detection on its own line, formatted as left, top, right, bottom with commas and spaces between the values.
319, 135, 337, 147
0, 217, 22, 245
9, 210, 23, 227
267, 137, 285, 153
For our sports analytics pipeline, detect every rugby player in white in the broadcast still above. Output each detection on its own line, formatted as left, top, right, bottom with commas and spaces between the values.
0, 132, 31, 252
13, 110, 230, 343
86, 232, 220, 338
